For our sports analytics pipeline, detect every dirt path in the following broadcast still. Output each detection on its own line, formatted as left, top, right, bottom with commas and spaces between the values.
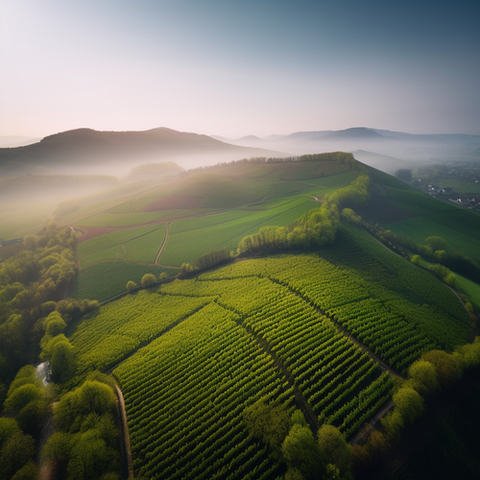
115, 385, 134, 479
73, 209, 225, 243
155, 222, 170, 264
214, 299, 320, 434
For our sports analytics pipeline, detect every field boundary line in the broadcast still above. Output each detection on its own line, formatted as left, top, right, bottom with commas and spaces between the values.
267, 276, 403, 379
105, 302, 209, 374
213, 299, 320, 435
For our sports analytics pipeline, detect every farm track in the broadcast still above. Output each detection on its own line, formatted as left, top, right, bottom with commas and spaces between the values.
214, 299, 320, 434
105, 303, 209, 375
115, 385, 134, 480
155, 222, 170, 264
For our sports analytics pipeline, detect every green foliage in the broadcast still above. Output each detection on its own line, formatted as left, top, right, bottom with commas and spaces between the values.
243, 398, 292, 459
10, 459, 38, 480
140, 273, 156, 288
0, 224, 78, 379
0, 432, 35, 480
317, 424, 352, 478
422, 350, 462, 389
406, 359, 439, 397
4, 383, 43, 413
126, 280, 137, 291
392, 387, 425, 425
54, 380, 117, 432
51, 340, 76, 383
0, 418, 21, 451
237, 175, 369, 256
410, 254, 421, 265
44, 311, 66, 336
282, 424, 323, 480
178, 247, 232, 277
45, 380, 120, 480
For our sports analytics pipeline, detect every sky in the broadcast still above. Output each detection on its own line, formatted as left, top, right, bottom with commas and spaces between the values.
1, 0, 479, 138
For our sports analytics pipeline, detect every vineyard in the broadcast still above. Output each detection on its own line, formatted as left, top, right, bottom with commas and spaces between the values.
67, 222, 470, 479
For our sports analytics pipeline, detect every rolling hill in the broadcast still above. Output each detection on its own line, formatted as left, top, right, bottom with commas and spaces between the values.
0, 127, 283, 176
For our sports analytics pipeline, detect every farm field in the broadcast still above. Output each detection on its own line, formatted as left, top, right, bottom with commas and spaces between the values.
70, 159, 353, 300
68, 221, 470, 479
386, 210, 480, 264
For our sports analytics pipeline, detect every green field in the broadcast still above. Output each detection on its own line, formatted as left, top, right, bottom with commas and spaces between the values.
72, 261, 177, 301
159, 197, 318, 265
387, 210, 480, 263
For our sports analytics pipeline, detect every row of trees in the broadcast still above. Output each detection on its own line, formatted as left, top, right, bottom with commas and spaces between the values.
353, 339, 480, 475
237, 175, 370, 256
243, 399, 353, 480
178, 247, 233, 278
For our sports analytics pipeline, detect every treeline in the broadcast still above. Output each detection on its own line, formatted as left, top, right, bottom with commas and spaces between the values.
243, 400, 353, 480
341, 212, 480, 286
178, 247, 232, 278
352, 339, 480, 477
375, 229, 480, 284
184, 151, 361, 174
237, 175, 370, 256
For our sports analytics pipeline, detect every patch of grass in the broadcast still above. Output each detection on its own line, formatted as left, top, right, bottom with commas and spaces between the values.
272, 181, 309, 195
81, 245, 122, 267
122, 225, 167, 263
103, 212, 170, 227
201, 180, 264, 208
105, 201, 132, 214
77, 224, 160, 260
455, 274, 480, 312
161, 198, 321, 265
388, 187, 456, 215
72, 261, 177, 301
388, 210, 480, 263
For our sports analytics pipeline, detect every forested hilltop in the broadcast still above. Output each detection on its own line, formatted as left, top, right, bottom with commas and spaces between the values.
1, 153, 480, 479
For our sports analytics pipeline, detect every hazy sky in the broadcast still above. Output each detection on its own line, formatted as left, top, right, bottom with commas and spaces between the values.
1, 0, 479, 138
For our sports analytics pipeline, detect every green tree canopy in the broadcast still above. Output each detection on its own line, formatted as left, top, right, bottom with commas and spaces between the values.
406, 359, 439, 396
44, 311, 67, 336
141, 273, 156, 288
425, 236, 449, 253
4, 383, 43, 414
422, 350, 462, 389
317, 424, 352, 478
51, 340, 76, 383
392, 386, 425, 425
0, 418, 21, 451
243, 399, 291, 458
282, 424, 323, 480
0, 432, 35, 480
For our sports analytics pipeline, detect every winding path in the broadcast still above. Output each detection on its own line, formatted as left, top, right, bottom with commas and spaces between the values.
115, 385, 134, 480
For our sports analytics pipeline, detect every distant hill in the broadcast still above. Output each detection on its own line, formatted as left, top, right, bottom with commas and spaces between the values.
0, 127, 283, 176
219, 127, 480, 167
